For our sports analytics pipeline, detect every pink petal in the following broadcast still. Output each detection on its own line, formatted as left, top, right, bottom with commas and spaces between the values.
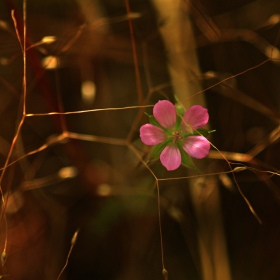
153, 100, 177, 129
160, 145, 181, 171
140, 124, 166, 145
182, 105, 209, 131
182, 136, 210, 159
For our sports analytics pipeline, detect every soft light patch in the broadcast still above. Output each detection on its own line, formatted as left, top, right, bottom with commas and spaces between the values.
81, 80, 96, 104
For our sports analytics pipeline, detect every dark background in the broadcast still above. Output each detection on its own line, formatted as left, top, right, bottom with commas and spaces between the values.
0, 0, 280, 279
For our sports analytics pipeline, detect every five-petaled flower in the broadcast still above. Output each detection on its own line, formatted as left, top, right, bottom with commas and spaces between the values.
140, 100, 210, 171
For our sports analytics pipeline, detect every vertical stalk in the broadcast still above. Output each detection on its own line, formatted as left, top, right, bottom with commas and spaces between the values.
151, 1, 232, 279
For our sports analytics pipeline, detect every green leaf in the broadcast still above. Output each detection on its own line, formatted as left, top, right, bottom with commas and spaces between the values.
195, 129, 216, 137
144, 112, 160, 126
148, 115, 162, 127
195, 128, 208, 137
175, 115, 183, 129
149, 141, 170, 161
179, 147, 198, 171
175, 103, 185, 117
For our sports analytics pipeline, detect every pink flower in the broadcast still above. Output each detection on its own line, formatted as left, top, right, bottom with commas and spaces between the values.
140, 100, 210, 171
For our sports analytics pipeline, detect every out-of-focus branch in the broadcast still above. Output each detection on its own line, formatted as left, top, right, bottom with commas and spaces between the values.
152, 1, 232, 279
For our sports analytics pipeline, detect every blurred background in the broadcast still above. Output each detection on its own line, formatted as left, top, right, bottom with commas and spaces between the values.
0, 0, 280, 279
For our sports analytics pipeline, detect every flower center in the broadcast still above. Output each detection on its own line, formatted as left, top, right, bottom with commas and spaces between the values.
172, 130, 183, 143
